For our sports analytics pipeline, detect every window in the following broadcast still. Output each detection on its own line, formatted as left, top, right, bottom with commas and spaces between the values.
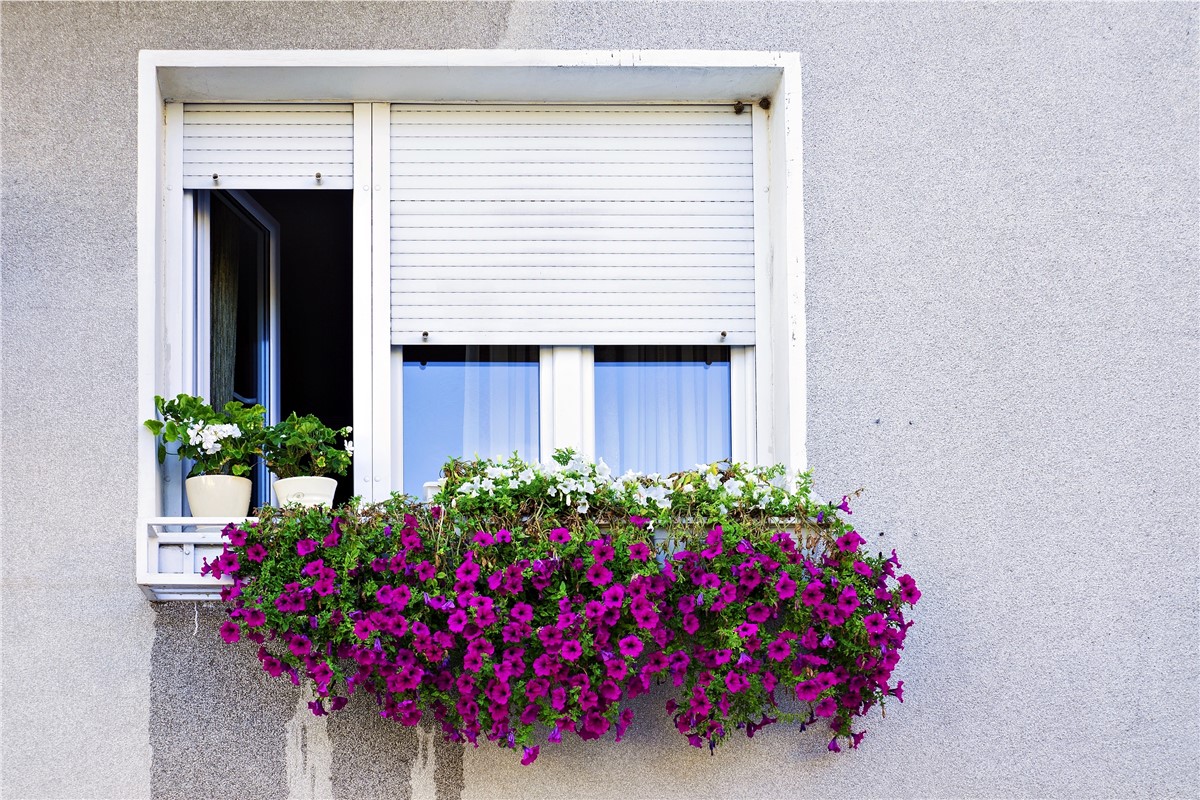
138, 51, 806, 518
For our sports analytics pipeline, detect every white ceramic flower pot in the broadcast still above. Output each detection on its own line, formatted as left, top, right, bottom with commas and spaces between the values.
273, 476, 338, 508
186, 475, 253, 518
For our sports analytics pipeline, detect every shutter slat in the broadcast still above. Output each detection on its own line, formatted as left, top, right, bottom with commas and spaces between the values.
391, 252, 752, 268
390, 200, 750, 216
390, 161, 751, 178
391, 105, 748, 124
390, 104, 755, 345
182, 104, 354, 190
393, 280, 748, 296
390, 266, 750, 281
390, 214, 752, 230
396, 239, 754, 255
391, 174, 752, 191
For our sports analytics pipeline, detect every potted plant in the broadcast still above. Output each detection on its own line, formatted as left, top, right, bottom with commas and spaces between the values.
259, 412, 352, 507
144, 394, 266, 517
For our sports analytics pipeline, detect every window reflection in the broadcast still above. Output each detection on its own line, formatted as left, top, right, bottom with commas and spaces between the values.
402, 346, 539, 497
595, 345, 731, 476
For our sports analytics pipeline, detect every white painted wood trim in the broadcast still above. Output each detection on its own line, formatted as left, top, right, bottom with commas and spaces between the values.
730, 346, 757, 464
193, 191, 211, 401
162, 102, 187, 516
775, 57, 806, 471
146, 50, 791, 105
391, 347, 405, 495
539, 348, 554, 463
546, 346, 594, 459
351, 103, 375, 497
370, 103, 393, 501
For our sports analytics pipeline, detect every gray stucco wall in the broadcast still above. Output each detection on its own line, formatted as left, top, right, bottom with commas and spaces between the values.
2, 2, 1196, 798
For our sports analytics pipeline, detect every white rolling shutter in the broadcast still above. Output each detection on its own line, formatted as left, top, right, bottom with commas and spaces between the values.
182, 104, 354, 190
389, 105, 756, 345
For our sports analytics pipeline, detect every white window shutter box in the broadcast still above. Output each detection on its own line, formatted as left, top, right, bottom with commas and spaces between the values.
389, 105, 756, 345
182, 104, 354, 190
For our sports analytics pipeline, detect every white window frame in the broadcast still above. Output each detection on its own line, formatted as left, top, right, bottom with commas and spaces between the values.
138, 50, 805, 516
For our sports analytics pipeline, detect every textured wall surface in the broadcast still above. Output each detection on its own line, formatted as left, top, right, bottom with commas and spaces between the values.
2, 2, 1197, 799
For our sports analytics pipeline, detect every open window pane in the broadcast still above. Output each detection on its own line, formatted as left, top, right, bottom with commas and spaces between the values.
595, 345, 732, 476
402, 346, 539, 497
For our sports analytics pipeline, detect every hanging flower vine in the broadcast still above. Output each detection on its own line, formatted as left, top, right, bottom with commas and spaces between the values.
205, 452, 919, 763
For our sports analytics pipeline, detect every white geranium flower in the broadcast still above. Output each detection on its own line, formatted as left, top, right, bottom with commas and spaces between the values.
345, 440, 354, 455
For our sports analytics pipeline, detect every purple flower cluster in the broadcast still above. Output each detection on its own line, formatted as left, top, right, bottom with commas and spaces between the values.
206, 498, 920, 762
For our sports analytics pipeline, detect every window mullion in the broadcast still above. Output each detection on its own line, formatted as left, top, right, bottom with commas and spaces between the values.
730, 346, 757, 464
543, 346, 595, 461
350, 102, 378, 499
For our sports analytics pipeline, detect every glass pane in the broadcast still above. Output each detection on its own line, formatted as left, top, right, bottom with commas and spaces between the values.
402, 346, 539, 497
595, 345, 732, 476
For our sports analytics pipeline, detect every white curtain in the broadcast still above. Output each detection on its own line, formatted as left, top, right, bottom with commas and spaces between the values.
595, 347, 731, 475
461, 346, 539, 462
403, 347, 539, 496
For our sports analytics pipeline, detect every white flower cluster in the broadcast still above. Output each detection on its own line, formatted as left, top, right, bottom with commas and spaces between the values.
184, 422, 242, 455
447, 452, 811, 519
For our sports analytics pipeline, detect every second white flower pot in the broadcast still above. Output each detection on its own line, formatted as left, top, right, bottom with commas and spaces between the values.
273, 476, 338, 508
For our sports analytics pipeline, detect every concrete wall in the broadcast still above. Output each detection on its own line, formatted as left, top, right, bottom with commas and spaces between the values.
2, 2, 1196, 798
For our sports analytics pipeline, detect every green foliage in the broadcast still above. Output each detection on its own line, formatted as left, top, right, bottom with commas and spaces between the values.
260, 412, 353, 479
144, 394, 264, 477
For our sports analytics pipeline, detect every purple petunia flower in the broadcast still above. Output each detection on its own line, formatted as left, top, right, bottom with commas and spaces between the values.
814, 697, 837, 717
585, 563, 613, 587
222, 525, 247, 546
835, 531, 865, 553
837, 586, 860, 615
776, 572, 797, 599
455, 560, 480, 583
801, 581, 826, 607
837, 496, 853, 514
725, 671, 750, 693
766, 638, 791, 662
296, 539, 318, 556
746, 603, 771, 623
246, 543, 267, 562
560, 639, 583, 661
618, 635, 644, 658
520, 746, 540, 766
736, 622, 758, 639
828, 737, 841, 752
628, 542, 651, 562
629, 515, 650, 528
323, 518, 341, 548
219, 620, 240, 643
549, 527, 571, 544
863, 613, 887, 634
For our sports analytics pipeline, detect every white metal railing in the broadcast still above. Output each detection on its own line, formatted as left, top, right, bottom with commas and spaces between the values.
136, 516, 254, 601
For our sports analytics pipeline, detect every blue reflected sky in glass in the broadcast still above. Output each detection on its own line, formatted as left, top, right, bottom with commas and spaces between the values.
402, 346, 538, 497
594, 346, 731, 476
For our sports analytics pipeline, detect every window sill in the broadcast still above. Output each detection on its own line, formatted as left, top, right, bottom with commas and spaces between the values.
136, 516, 250, 601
